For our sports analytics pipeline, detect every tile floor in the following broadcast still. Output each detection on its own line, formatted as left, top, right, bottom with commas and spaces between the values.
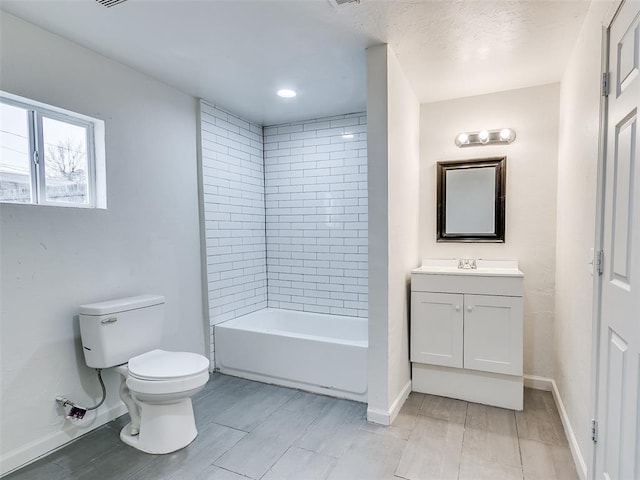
6, 374, 578, 480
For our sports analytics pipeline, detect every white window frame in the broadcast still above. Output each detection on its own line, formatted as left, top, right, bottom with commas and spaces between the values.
0, 91, 106, 209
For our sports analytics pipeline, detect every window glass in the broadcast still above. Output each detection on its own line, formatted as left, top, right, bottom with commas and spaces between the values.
0, 102, 32, 203
0, 92, 105, 208
42, 116, 89, 205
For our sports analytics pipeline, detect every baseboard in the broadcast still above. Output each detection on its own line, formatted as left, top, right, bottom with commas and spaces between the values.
550, 379, 588, 480
0, 403, 127, 477
523, 374, 554, 391
367, 379, 411, 426
508, 375, 587, 480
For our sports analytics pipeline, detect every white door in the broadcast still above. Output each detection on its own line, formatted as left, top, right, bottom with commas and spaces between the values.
463, 294, 523, 376
410, 291, 463, 368
595, 1, 640, 479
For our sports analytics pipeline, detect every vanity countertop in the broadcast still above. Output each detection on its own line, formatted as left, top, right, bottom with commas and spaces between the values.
412, 259, 523, 277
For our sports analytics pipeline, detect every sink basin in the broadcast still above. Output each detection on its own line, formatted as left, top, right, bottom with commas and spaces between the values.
412, 259, 523, 277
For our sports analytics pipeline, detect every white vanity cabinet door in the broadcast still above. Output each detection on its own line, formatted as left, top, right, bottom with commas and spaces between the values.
411, 292, 463, 368
463, 294, 523, 376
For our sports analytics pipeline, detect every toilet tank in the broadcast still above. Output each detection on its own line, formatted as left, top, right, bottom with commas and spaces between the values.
79, 295, 165, 369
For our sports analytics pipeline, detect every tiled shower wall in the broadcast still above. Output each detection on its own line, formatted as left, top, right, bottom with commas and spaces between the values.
200, 101, 267, 363
264, 113, 368, 317
200, 105, 369, 363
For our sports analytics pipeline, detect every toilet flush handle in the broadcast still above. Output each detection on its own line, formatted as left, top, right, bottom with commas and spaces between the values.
101, 316, 118, 324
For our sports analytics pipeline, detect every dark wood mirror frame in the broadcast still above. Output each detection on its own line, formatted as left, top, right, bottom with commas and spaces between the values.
436, 156, 506, 243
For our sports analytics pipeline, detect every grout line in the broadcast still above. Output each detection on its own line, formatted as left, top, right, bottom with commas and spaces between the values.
257, 444, 292, 480
213, 464, 253, 478
456, 402, 470, 480
513, 408, 526, 478
261, 122, 270, 310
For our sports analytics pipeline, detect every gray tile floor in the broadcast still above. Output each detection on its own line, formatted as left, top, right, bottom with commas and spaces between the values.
6, 374, 578, 480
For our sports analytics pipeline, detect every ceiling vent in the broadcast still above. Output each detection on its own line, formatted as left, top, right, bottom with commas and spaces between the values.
327, 0, 360, 8
95, 0, 128, 7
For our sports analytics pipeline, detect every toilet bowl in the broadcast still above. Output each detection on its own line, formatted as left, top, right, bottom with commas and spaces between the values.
78, 295, 210, 454
114, 349, 209, 454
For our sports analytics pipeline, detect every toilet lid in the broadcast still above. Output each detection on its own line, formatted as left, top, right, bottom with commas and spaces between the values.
128, 349, 209, 380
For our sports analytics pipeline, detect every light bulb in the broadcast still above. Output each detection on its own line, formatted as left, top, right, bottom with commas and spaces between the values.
478, 130, 490, 143
500, 129, 512, 141
457, 133, 469, 145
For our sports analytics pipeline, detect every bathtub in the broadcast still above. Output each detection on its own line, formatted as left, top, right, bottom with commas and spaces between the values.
215, 308, 368, 402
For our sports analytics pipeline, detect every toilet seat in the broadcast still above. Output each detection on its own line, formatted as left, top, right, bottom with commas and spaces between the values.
125, 349, 210, 397
128, 349, 209, 381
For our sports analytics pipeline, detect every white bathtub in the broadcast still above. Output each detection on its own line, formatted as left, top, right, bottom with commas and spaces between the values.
215, 308, 368, 402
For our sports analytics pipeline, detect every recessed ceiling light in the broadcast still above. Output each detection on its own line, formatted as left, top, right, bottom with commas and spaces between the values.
277, 89, 297, 98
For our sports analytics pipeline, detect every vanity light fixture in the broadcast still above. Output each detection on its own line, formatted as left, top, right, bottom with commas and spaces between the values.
277, 89, 297, 98
455, 128, 516, 147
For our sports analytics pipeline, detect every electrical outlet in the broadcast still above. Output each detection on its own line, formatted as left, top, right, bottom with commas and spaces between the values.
68, 406, 87, 420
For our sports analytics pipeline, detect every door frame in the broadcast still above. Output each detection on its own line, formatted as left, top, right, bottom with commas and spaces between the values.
588, 1, 628, 479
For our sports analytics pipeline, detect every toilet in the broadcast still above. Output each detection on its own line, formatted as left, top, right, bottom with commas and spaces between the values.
78, 294, 209, 454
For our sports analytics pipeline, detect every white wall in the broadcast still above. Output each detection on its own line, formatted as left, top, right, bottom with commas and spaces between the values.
386, 48, 420, 410
264, 113, 368, 317
420, 83, 560, 379
367, 44, 420, 424
366, 45, 390, 422
555, 1, 616, 477
0, 13, 205, 474
199, 101, 267, 365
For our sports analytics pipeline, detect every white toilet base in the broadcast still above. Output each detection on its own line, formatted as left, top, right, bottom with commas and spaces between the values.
119, 398, 198, 454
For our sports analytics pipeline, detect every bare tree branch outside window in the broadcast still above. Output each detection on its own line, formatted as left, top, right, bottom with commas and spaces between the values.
46, 138, 86, 180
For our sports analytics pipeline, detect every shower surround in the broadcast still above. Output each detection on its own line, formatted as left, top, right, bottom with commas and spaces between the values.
264, 113, 368, 317
199, 100, 367, 366
200, 101, 267, 362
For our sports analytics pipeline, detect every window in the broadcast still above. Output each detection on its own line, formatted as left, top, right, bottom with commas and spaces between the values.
0, 91, 106, 208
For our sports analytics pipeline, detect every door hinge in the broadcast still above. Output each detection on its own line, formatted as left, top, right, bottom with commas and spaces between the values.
602, 72, 610, 97
32, 150, 39, 166
592, 419, 598, 443
595, 250, 604, 275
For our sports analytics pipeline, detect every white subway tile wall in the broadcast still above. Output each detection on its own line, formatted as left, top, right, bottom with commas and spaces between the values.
200, 101, 267, 362
264, 113, 368, 317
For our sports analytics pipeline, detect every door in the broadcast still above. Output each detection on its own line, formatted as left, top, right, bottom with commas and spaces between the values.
595, 1, 640, 479
463, 294, 523, 376
410, 291, 463, 368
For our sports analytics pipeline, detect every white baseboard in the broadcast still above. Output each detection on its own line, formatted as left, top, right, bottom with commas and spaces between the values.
367, 379, 411, 426
523, 374, 553, 391
0, 403, 127, 477
523, 375, 587, 480
550, 379, 588, 480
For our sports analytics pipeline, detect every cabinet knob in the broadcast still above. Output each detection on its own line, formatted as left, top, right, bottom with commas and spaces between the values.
467, 305, 473, 312
455, 305, 460, 311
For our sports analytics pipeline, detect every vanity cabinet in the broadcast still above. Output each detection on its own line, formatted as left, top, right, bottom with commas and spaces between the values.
410, 259, 524, 410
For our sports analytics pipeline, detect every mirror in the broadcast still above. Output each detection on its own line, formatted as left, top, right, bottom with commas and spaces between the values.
436, 157, 506, 242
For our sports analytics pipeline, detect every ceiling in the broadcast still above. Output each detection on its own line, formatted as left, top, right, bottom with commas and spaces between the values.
0, 0, 590, 126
